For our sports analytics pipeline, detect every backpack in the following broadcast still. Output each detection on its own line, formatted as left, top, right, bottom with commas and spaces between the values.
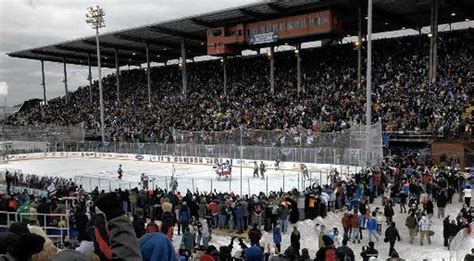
325, 248, 336, 261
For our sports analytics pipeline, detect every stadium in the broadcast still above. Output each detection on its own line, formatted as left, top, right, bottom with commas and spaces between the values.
0, 0, 473, 260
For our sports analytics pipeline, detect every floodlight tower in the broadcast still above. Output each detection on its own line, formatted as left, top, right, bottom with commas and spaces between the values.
86, 6, 106, 144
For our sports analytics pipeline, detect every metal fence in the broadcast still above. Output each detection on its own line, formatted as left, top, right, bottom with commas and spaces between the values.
73, 167, 342, 195
7, 141, 380, 168
175, 121, 383, 167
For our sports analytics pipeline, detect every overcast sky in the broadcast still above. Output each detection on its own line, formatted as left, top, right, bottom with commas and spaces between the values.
0, 0, 260, 106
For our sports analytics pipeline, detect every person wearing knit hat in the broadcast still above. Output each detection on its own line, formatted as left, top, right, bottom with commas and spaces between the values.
0, 233, 45, 261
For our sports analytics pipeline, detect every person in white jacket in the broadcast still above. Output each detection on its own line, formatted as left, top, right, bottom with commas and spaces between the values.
418, 214, 433, 245
463, 185, 472, 207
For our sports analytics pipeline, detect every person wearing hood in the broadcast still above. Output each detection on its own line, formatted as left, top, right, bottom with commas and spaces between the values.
181, 227, 195, 254
315, 235, 336, 261
0, 233, 45, 261
405, 212, 417, 244
140, 232, 176, 261
291, 226, 301, 254
245, 245, 264, 261
384, 222, 401, 256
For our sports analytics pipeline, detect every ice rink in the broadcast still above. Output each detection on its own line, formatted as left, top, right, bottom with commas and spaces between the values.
0, 157, 331, 195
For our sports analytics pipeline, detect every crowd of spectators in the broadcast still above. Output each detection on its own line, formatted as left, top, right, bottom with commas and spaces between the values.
4, 29, 472, 142
0, 153, 473, 260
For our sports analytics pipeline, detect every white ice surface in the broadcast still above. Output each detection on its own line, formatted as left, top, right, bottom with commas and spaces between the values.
0, 158, 328, 195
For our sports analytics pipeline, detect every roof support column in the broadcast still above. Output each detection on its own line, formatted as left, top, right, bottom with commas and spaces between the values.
222, 57, 227, 95
41, 60, 47, 105
429, 0, 439, 83
269, 46, 274, 95
181, 38, 188, 100
366, 0, 373, 164
63, 57, 68, 104
87, 54, 93, 103
115, 48, 120, 104
146, 43, 152, 107
296, 44, 302, 94
357, 3, 363, 90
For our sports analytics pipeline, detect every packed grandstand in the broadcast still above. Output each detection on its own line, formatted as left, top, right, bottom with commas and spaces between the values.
4, 28, 472, 142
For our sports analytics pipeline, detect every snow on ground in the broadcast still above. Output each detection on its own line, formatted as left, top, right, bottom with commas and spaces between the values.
1, 158, 472, 260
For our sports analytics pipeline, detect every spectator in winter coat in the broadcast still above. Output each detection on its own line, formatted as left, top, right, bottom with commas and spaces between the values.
443, 216, 450, 247
384, 222, 401, 256
95, 192, 142, 260
235, 202, 245, 233
278, 204, 290, 233
405, 212, 417, 244
350, 213, 361, 243
360, 241, 378, 261
398, 190, 407, 213
463, 185, 472, 207
181, 227, 195, 253
315, 235, 337, 261
418, 214, 433, 245
290, 226, 301, 253
179, 202, 191, 234
297, 193, 305, 221
424, 199, 434, 219
246, 245, 264, 261
384, 202, 395, 225
272, 225, 282, 254
139, 232, 176, 261
367, 213, 379, 242
248, 224, 262, 246
132, 208, 146, 239
448, 220, 459, 250
436, 191, 448, 219
341, 212, 351, 239
336, 239, 355, 261
161, 202, 176, 239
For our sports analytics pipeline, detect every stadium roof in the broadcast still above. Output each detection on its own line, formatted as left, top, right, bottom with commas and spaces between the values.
7, 0, 473, 68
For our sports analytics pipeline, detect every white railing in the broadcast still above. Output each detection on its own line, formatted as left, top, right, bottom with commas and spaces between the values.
0, 211, 70, 247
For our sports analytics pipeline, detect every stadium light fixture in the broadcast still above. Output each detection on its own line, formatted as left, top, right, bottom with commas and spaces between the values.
384, 22, 389, 25
132, 52, 136, 56
466, 18, 470, 21
451, 12, 456, 17
402, 27, 406, 30
220, 58, 224, 63
294, 49, 299, 54
428, 33, 433, 37
86, 5, 106, 144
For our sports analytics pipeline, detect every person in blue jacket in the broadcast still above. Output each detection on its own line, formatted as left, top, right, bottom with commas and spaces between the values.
235, 201, 245, 234
179, 202, 191, 233
367, 213, 379, 242
245, 245, 264, 261
139, 232, 176, 261
273, 224, 282, 254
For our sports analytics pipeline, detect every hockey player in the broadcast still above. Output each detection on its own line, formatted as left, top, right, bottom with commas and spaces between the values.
117, 164, 123, 180
260, 161, 266, 179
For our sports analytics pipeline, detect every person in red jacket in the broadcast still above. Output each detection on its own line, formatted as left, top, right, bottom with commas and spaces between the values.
341, 212, 351, 239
